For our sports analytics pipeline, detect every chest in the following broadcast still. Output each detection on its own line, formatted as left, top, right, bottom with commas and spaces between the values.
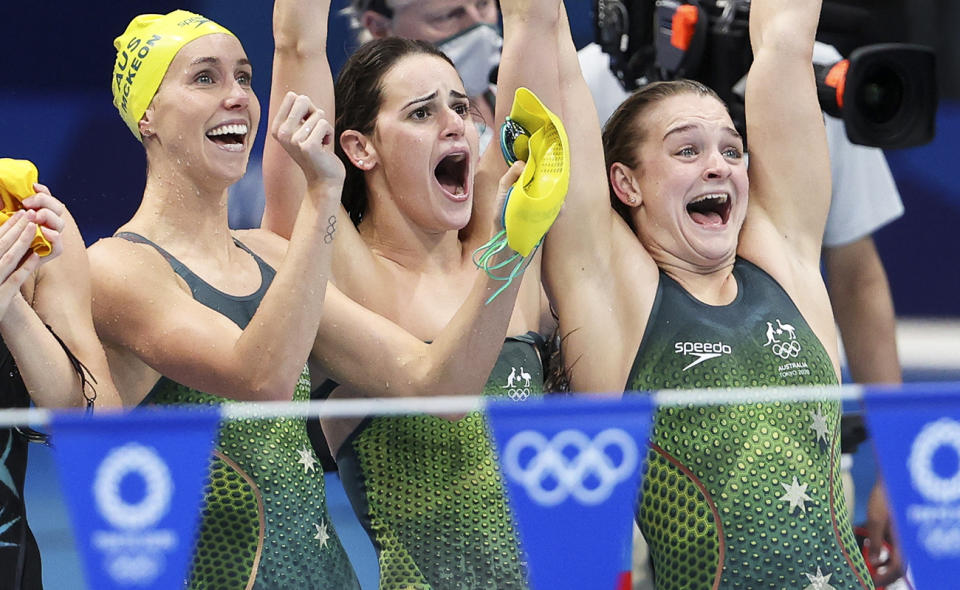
348, 259, 536, 340
628, 269, 837, 391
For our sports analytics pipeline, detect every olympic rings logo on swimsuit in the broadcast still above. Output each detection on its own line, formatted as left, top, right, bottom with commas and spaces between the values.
506, 388, 531, 401
771, 340, 802, 359
909, 418, 960, 504
502, 428, 638, 506
94, 442, 173, 530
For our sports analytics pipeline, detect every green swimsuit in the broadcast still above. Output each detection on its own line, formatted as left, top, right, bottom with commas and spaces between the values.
335, 333, 544, 590
117, 232, 360, 590
626, 258, 873, 590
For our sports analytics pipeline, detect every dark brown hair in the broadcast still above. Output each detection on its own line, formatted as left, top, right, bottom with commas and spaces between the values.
334, 37, 456, 226
601, 79, 724, 230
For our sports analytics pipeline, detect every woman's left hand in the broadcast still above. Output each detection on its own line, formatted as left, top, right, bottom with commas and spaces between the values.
20, 183, 66, 261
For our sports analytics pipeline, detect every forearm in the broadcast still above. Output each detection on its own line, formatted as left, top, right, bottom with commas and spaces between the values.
23, 212, 122, 408
749, 0, 820, 57
272, 0, 331, 58
236, 184, 340, 399
824, 239, 902, 384
464, 0, 564, 242
403, 270, 524, 397
498, 0, 562, 124
0, 295, 85, 408
262, 0, 335, 238
745, 0, 830, 256
317, 257, 523, 399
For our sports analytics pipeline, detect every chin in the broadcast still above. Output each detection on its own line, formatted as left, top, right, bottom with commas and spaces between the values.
446, 211, 473, 232
437, 196, 474, 231
209, 156, 250, 184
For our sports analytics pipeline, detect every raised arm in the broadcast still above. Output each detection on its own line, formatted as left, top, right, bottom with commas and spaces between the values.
460, 0, 565, 246
742, 0, 830, 265
261, 0, 335, 238
92, 100, 342, 404
514, 1, 652, 392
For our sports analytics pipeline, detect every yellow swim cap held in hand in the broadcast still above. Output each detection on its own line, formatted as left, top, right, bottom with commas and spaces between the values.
473, 88, 569, 303
499, 87, 570, 257
112, 10, 235, 140
0, 159, 53, 256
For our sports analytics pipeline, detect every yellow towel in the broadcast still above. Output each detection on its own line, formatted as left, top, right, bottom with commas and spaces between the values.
0, 159, 53, 256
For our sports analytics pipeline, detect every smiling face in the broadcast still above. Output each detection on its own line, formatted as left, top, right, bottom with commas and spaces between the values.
143, 34, 260, 187
627, 93, 749, 267
364, 53, 478, 232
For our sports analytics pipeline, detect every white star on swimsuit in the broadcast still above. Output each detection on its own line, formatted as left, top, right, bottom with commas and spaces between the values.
802, 567, 836, 590
314, 520, 330, 548
779, 476, 814, 514
297, 446, 318, 473
809, 407, 830, 444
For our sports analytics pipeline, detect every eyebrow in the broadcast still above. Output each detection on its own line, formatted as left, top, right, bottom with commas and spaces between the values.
403, 91, 438, 110
402, 90, 469, 110
189, 57, 252, 68
663, 123, 741, 141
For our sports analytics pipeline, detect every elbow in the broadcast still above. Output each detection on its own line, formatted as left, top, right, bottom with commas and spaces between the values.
244, 371, 301, 403
754, 19, 816, 60
273, 34, 328, 62
407, 359, 466, 399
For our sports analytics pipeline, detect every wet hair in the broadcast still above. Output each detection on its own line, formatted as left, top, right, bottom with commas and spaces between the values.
601, 79, 724, 230
334, 37, 456, 226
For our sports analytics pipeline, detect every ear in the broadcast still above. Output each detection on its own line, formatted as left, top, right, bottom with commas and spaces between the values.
609, 162, 642, 208
361, 10, 393, 39
340, 129, 377, 170
138, 106, 156, 139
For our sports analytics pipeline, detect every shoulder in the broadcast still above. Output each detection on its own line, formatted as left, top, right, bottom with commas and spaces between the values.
231, 228, 288, 268
88, 235, 168, 280
87, 236, 187, 312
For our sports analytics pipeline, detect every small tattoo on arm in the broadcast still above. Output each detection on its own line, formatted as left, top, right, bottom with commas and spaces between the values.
324, 215, 337, 244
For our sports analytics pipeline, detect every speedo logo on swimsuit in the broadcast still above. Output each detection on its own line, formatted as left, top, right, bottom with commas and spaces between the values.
674, 341, 732, 371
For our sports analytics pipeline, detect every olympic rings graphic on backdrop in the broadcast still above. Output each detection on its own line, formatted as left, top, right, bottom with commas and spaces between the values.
771, 340, 802, 359
908, 418, 960, 504
502, 428, 638, 506
93, 443, 173, 530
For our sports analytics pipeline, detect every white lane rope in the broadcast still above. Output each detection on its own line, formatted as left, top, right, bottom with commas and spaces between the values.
0, 383, 880, 429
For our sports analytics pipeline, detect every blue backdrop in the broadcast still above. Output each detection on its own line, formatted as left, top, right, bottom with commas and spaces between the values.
1, 1, 956, 316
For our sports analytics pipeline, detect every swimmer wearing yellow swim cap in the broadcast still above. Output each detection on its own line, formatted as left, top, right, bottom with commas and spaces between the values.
111, 10, 234, 140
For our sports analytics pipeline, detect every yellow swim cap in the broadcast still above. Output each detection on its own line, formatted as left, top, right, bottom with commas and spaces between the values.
0, 159, 53, 257
112, 10, 235, 140
500, 88, 570, 257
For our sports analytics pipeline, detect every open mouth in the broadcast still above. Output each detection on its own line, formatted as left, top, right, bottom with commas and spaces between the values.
205, 123, 248, 152
687, 192, 731, 226
434, 152, 469, 199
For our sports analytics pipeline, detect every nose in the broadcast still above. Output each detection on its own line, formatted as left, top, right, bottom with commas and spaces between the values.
223, 79, 250, 111
441, 105, 466, 138
703, 149, 732, 180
